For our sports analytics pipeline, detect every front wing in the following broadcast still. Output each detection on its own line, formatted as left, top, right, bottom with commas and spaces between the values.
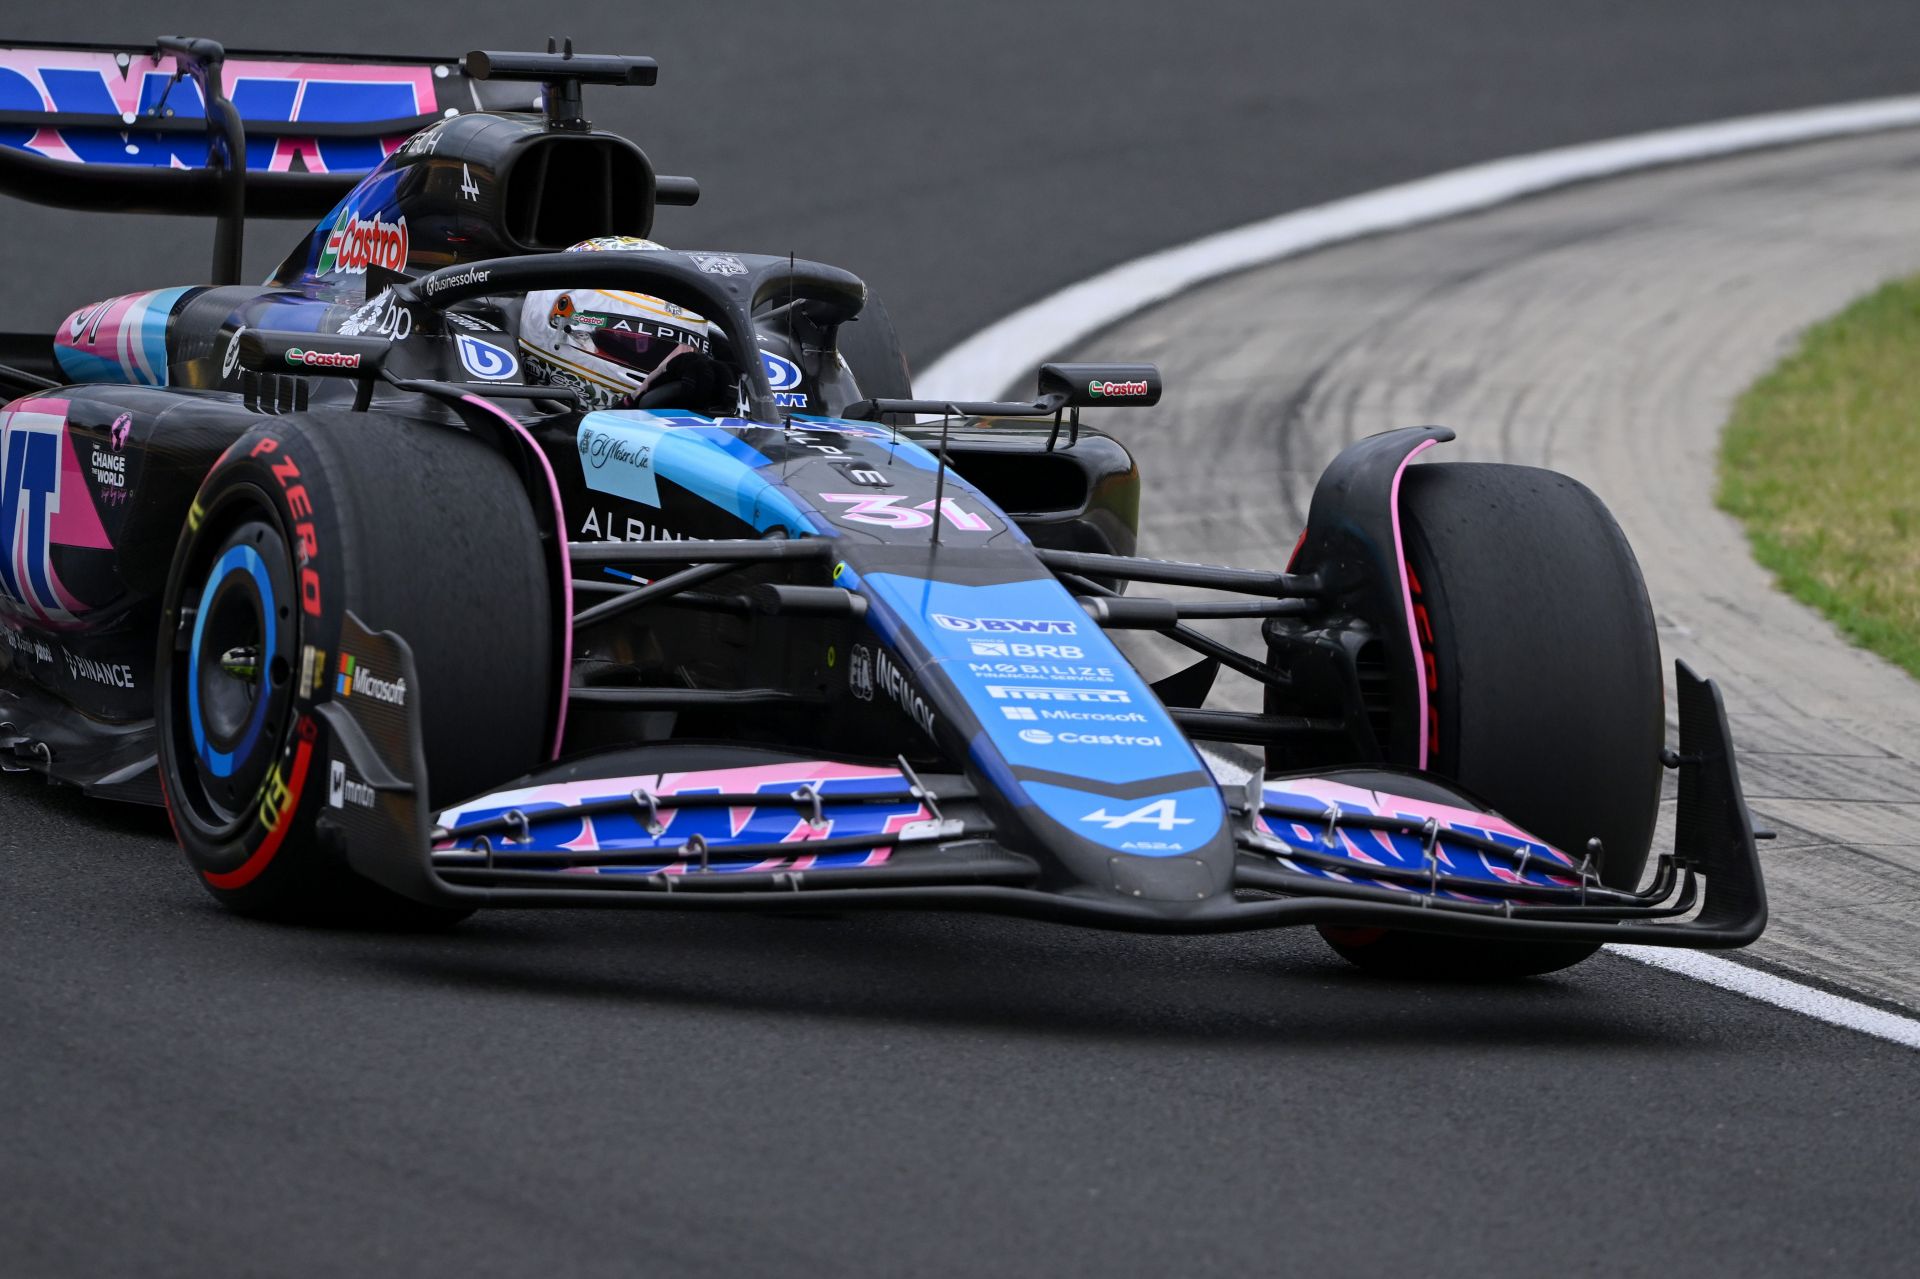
322, 614, 1764, 946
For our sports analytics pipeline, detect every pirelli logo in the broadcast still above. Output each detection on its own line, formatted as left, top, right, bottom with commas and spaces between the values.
984, 685, 1131, 704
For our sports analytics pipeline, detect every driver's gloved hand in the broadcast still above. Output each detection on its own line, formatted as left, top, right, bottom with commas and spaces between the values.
627, 347, 732, 413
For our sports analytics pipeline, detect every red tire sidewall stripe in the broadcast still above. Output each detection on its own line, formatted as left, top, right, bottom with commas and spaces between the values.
200, 716, 316, 890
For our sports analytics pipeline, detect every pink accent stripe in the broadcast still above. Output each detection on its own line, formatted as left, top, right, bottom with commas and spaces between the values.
53, 418, 111, 550
1388, 438, 1439, 770
461, 395, 572, 760
437, 761, 909, 834
23, 127, 79, 162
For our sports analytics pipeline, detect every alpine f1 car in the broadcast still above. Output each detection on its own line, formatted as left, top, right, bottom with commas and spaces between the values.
0, 37, 1766, 977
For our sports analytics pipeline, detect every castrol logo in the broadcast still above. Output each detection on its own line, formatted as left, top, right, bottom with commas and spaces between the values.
1087, 378, 1150, 398
284, 347, 362, 370
318, 212, 409, 276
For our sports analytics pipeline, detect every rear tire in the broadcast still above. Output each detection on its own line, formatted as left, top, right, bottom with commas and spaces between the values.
157, 416, 552, 927
837, 287, 913, 400
1320, 462, 1664, 979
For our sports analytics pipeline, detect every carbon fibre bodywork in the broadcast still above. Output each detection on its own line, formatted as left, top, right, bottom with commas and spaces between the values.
0, 38, 1765, 951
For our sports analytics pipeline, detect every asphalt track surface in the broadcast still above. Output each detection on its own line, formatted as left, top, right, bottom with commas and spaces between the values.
6, 4, 1920, 1276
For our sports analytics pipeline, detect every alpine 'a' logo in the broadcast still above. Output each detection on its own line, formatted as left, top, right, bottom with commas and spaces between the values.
1079, 800, 1194, 832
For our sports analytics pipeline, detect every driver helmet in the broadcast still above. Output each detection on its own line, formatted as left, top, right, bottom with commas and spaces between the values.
519, 236, 719, 409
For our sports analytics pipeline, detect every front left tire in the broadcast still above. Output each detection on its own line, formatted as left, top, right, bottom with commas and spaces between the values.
157, 415, 553, 926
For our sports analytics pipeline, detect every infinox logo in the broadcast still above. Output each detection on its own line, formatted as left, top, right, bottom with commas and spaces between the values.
317, 212, 409, 276
873, 648, 935, 736
1087, 378, 1150, 398
932, 613, 1077, 635
284, 347, 362, 370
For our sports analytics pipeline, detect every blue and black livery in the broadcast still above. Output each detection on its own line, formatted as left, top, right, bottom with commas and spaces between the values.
0, 37, 1765, 979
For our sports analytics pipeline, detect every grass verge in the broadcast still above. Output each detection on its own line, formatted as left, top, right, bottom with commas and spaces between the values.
1718, 275, 1920, 680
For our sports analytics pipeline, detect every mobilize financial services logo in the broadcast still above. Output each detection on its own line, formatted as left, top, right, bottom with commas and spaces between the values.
932, 613, 1077, 636
335, 653, 407, 706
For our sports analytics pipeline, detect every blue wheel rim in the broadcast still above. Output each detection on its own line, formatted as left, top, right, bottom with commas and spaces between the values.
186, 543, 278, 779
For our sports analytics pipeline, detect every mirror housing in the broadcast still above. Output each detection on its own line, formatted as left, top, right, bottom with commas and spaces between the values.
1038, 362, 1161, 409
235, 329, 391, 379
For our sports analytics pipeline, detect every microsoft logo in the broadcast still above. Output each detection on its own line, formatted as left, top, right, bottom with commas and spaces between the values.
333, 652, 407, 707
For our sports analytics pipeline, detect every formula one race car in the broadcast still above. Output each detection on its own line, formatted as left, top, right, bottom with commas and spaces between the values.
0, 37, 1765, 977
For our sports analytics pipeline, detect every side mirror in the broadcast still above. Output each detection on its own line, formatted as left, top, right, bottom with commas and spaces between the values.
1038, 362, 1162, 409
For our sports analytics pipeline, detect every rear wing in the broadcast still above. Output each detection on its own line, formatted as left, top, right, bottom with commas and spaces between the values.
0, 36, 539, 281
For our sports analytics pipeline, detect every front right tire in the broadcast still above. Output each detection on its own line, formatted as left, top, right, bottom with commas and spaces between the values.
1320, 462, 1664, 979
836, 287, 913, 400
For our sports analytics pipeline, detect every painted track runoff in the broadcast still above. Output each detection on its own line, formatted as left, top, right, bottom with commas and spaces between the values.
1050, 128, 1920, 1025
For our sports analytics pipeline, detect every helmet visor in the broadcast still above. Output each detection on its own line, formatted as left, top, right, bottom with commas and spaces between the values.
588, 325, 693, 375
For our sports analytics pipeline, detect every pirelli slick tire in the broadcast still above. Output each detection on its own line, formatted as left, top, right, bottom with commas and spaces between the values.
1320, 463, 1664, 980
837, 287, 914, 401
156, 415, 551, 927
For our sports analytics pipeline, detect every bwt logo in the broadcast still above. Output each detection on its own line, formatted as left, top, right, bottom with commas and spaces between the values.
932, 613, 1077, 635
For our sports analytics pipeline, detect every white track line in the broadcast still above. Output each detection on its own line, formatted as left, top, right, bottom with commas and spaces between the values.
928, 95, 1920, 1045
1611, 948, 1920, 1050
920, 95, 1920, 401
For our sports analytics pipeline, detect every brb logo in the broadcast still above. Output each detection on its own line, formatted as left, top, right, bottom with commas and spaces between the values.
0, 400, 109, 623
